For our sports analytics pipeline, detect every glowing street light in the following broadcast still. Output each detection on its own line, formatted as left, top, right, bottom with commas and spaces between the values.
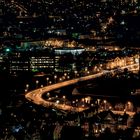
36, 80, 39, 84
96, 99, 100, 105
103, 100, 107, 110
47, 92, 50, 96
87, 71, 90, 74
72, 101, 75, 105
54, 75, 57, 83
56, 100, 60, 104
46, 77, 49, 85
63, 95, 66, 106
25, 89, 28, 93
26, 84, 29, 88
109, 106, 112, 110
25, 84, 29, 92
74, 71, 78, 78
64, 73, 67, 77
49, 81, 52, 85
59, 77, 62, 82
85, 67, 88, 72
35, 80, 39, 88
64, 73, 69, 79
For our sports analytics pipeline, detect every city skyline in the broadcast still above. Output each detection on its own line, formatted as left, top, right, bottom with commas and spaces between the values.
1, 0, 140, 139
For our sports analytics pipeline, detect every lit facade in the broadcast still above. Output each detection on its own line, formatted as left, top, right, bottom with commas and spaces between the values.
7, 47, 85, 74
8, 51, 60, 74
9, 52, 30, 73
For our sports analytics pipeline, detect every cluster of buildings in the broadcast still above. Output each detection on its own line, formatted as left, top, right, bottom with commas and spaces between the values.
0, 0, 140, 43
0, 0, 140, 139
0, 41, 139, 76
25, 89, 140, 139
6, 47, 85, 75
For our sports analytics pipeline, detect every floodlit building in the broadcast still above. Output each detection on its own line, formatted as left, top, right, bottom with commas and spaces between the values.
7, 47, 85, 74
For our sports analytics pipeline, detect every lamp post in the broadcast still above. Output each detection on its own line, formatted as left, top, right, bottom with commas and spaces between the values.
103, 100, 107, 110
54, 75, 57, 83
47, 92, 50, 96
46, 77, 49, 85
64, 73, 68, 79
59, 77, 62, 82
25, 89, 28, 93
74, 71, 78, 78
25, 84, 29, 91
26, 84, 29, 89
87, 71, 90, 75
138, 54, 140, 72
63, 95, 66, 107
64, 73, 67, 77
35, 80, 39, 88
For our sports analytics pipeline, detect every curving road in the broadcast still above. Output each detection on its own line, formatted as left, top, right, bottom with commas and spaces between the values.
11, 1, 28, 13
25, 72, 104, 112
25, 64, 138, 114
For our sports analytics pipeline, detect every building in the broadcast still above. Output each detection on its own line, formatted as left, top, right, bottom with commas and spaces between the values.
54, 47, 85, 55
7, 47, 85, 74
8, 50, 57, 74
9, 52, 30, 74
30, 51, 60, 73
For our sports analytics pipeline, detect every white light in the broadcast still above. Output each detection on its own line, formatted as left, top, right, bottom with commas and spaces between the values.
46, 77, 49, 81
135, 58, 139, 63
62, 96, 66, 99
26, 84, 29, 88
56, 100, 60, 104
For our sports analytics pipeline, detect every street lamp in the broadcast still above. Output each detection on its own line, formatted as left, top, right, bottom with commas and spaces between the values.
74, 71, 78, 78
85, 67, 88, 72
25, 89, 28, 93
54, 75, 57, 83
25, 84, 29, 92
72, 101, 76, 107
64, 73, 68, 79
63, 95, 66, 106
26, 84, 29, 89
62, 95, 66, 99
62, 76, 65, 80
56, 100, 60, 104
109, 106, 112, 110
64, 73, 67, 77
103, 100, 107, 110
46, 77, 49, 85
35, 80, 39, 88
59, 77, 62, 82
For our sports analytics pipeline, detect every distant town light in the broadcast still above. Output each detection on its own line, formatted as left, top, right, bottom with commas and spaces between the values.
6, 48, 10, 52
